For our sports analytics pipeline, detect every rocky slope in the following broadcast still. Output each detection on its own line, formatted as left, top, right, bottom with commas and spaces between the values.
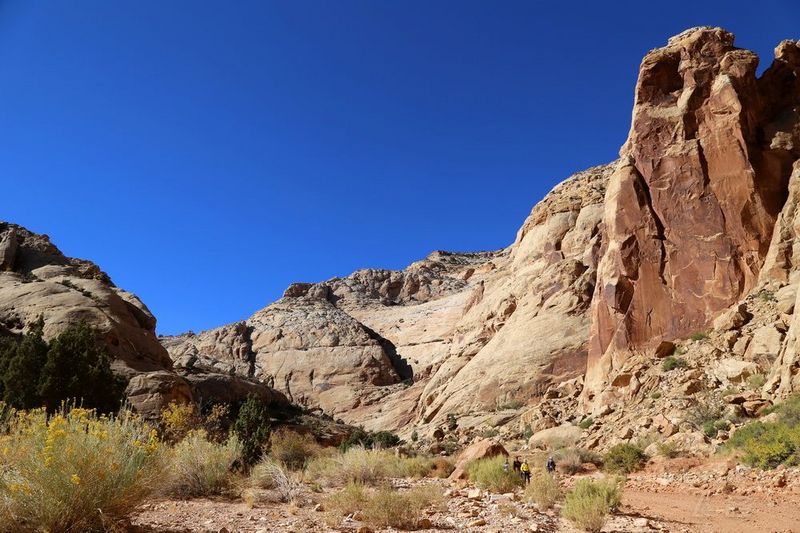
163, 28, 800, 449
0, 222, 288, 416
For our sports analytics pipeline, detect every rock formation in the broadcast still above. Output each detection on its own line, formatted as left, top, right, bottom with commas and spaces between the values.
0, 222, 287, 416
585, 28, 800, 410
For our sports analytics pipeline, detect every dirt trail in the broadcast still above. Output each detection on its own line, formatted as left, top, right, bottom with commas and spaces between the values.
622, 489, 800, 532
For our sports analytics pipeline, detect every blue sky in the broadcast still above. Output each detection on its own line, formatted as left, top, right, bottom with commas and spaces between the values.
1, 1, 798, 334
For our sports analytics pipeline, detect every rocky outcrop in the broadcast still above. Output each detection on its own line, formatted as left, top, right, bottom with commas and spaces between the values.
585, 29, 800, 409
0, 222, 288, 417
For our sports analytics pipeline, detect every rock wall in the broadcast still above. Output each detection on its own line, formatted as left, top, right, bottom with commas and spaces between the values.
584, 29, 800, 410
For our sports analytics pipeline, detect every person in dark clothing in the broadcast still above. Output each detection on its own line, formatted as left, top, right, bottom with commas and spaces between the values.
546, 456, 556, 474
512, 456, 522, 474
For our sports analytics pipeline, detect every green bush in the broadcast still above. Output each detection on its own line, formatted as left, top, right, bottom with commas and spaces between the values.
725, 421, 800, 469
339, 428, 400, 451
563, 477, 623, 532
702, 419, 730, 438
603, 443, 646, 474
689, 332, 708, 341
466, 455, 523, 493
661, 356, 688, 372
232, 395, 271, 467
0, 319, 125, 414
578, 417, 594, 430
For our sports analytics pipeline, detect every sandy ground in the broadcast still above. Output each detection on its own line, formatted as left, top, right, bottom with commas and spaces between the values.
128, 461, 800, 532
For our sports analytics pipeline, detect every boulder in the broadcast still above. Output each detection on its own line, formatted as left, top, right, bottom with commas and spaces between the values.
448, 439, 509, 480
713, 358, 759, 383
528, 424, 581, 450
713, 304, 752, 332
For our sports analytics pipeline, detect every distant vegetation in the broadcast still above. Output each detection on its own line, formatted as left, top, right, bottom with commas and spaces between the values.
0, 318, 125, 413
726, 394, 800, 468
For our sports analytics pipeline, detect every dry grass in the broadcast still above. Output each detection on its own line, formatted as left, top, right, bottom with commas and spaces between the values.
269, 428, 321, 471
305, 446, 438, 486
465, 455, 523, 493
563, 477, 623, 532
164, 430, 242, 498
325, 482, 444, 530
251, 458, 300, 502
0, 406, 164, 533
525, 471, 561, 510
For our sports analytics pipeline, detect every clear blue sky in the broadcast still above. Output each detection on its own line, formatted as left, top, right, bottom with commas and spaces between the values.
1, 1, 798, 335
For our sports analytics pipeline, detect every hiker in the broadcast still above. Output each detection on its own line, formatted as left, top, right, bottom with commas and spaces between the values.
502, 459, 510, 473
520, 460, 531, 484
546, 456, 556, 474
512, 456, 522, 474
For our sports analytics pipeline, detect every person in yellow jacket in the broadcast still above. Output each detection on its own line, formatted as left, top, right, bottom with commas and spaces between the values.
520, 460, 531, 484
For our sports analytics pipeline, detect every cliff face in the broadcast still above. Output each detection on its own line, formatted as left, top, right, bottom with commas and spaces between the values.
585, 28, 800, 410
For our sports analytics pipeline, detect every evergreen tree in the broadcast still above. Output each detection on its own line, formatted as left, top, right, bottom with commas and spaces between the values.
232, 394, 271, 467
2, 317, 47, 409
38, 321, 125, 413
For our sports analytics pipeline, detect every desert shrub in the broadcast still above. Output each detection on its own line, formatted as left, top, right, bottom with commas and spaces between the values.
656, 441, 681, 458
411, 429, 418, 442
650, 391, 662, 399
165, 431, 242, 497
466, 455, 523, 493
563, 477, 622, 532
251, 458, 300, 502
430, 457, 455, 478
160, 401, 199, 443
0, 319, 48, 409
702, 419, 730, 439
725, 421, 800, 469
689, 331, 708, 341
339, 428, 401, 451
747, 373, 766, 390
661, 356, 688, 372
309, 446, 440, 485
522, 424, 534, 440
578, 417, 594, 430
325, 483, 444, 530
269, 428, 320, 470
555, 448, 583, 474
0, 406, 163, 532
324, 481, 368, 522
306, 446, 392, 486
232, 395, 271, 467
758, 290, 776, 302
446, 413, 458, 431
361, 484, 444, 529
768, 394, 800, 426
603, 443, 646, 474
525, 471, 561, 510
394, 455, 435, 479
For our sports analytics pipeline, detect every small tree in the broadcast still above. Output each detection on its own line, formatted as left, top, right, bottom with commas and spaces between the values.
38, 322, 125, 413
232, 394, 271, 467
1, 317, 47, 409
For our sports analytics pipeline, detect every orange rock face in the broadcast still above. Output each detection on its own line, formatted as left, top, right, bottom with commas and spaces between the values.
585, 28, 800, 407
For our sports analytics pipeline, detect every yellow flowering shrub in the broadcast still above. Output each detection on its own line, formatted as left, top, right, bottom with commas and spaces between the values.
160, 401, 199, 443
0, 406, 164, 532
